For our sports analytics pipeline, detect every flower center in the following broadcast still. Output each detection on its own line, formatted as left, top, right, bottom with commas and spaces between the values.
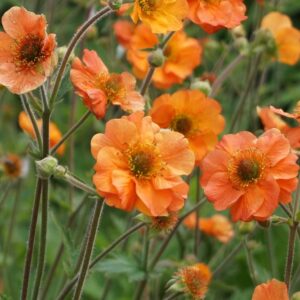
127, 143, 162, 179
170, 115, 193, 136
16, 34, 44, 68
138, 0, 156, 12
228, 148, 267, 189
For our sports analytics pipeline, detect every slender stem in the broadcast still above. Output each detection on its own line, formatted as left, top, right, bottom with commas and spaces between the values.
140, 31, 175, 96
266, 227, 277, 277
284, 223, 298, 290
49, 6, 113, 108
72, 200, 105, 300
50, 110, 91, 155
21, 178, 43, 300
164, 292, 183, 300
21, 95, 43, 152
134, 227, 150, 300
210, 54, 245, 97
56, 222, 145, 300
280, 203, 293, 218
149, 199, 206, 272
0, 182, 12, 210
64, 173, 98, 195
244, 239, 258, 285
213, 240, 244, 277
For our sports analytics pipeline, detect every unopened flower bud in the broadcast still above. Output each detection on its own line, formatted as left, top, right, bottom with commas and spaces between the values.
190, 80, 212, 96
86, 25, 98, 40
238, 221, 255, 235
292, 292, 300, 300
35, 156, 58, 179
231, 25, 246, 39
252, 29, 277, 57
234, 37, 249, 55
56, 46, 75, 63
108, 0, 123, 10
257, 219, 270, 228
148, 49, 165, 67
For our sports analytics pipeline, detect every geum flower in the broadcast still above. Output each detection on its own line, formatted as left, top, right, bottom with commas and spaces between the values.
183, 212, 234, 243
150, 90, 225, 164
19, 111, 65, 155
176, 263, 212, 299
126, 24, 202, 89
257, 104, 300, 150
252, 279, 289, 300
200, 129, 299, 222
91, 112, 195, 216
261, 12, 300, 65
131, 0, 189, 34
188, 0, 247, 34
71, 49, 145, 119
0, 6, 56, 94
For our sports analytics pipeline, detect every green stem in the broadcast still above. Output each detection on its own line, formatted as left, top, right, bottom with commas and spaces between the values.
0, 182, 12, 210
21, 95, 43, 152
21, 178, 43, 300
56, 222, 145, 300
266, 227, 277, 277
164, 292, 183, 300
50, 110, 91, 155
284, 223, 298, 291
194, 167, 201, 257
244, 239, 258, 285
72, 200, 105, 300
49, 6, 113, 108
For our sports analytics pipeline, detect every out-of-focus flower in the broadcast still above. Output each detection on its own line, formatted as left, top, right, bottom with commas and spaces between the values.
117, 3, 132, 15
175, 263, 212, 299
257, 105, 300, 149
252, 279, 288, 300
131, 0, 188, 34
18, 112, 65, 155
188, 0, 247, 34
183, 212, 199, 229
200, 129, 299, 222
150, 90, 225, 164
127, 25, 202, 89
199, 214, 234, 243
261, 12, 300, 65
91, 112, 195, 216
114, 20, 135, 49
70, 49, 145, 119
0, 7, 56, 94
1, 154, 22, 178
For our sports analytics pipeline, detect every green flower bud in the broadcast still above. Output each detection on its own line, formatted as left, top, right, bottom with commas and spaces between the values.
190, 80, 212, 96
238, 221, 255, 235
35, 156, 58, 179
108, 0, 123, 10
292, 292, 300, 300
148, 49, 165, 67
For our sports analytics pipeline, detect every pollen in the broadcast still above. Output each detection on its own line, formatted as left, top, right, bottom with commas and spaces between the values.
126, 143, 163, 179
15, 34, 45, 70
170, 115, 194, 136
138, 0, 156, 12
228, 148, 268, 189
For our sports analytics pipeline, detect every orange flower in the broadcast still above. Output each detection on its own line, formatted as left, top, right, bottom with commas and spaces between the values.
131, 0, 188, 34
261, 12, 300, 65
257, 106, 300, 150
183, 212, 199, 229
114, 20, 135, 49
71, 49, 144, 119
188, 0, 247, 34
199, 214, 234, 243
1, 154, 22, 178
91, 112, 195, 216
150, 90, 225, 164
127, 25, 202, 89
200, 129, 299, 222
19, 111, 65, 155
252, 279, 289, 300
150, 212, 178, 232
0, 7, 56, 94
177, 263, 212, 299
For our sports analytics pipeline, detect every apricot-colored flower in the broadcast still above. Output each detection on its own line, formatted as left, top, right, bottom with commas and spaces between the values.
91, 112, 195, 216
199, 214, 234, 243
1, 154, 22, 178
150, 90, 225, 164
188, 0, 247, 33
183, 212, 199, 229
131, 0, 189, 34
200, 129, 299, 221
151, 212, 178, 232
19, 111, 65, 155
261, 12, 300, 65
257, 106, 300, 149
127, 25, 202, 89
0, 7, 56, 94
114, 20, 135, 49
71, 49, 144, 119
252, 279, 289, 300
177, 263, 212, 299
